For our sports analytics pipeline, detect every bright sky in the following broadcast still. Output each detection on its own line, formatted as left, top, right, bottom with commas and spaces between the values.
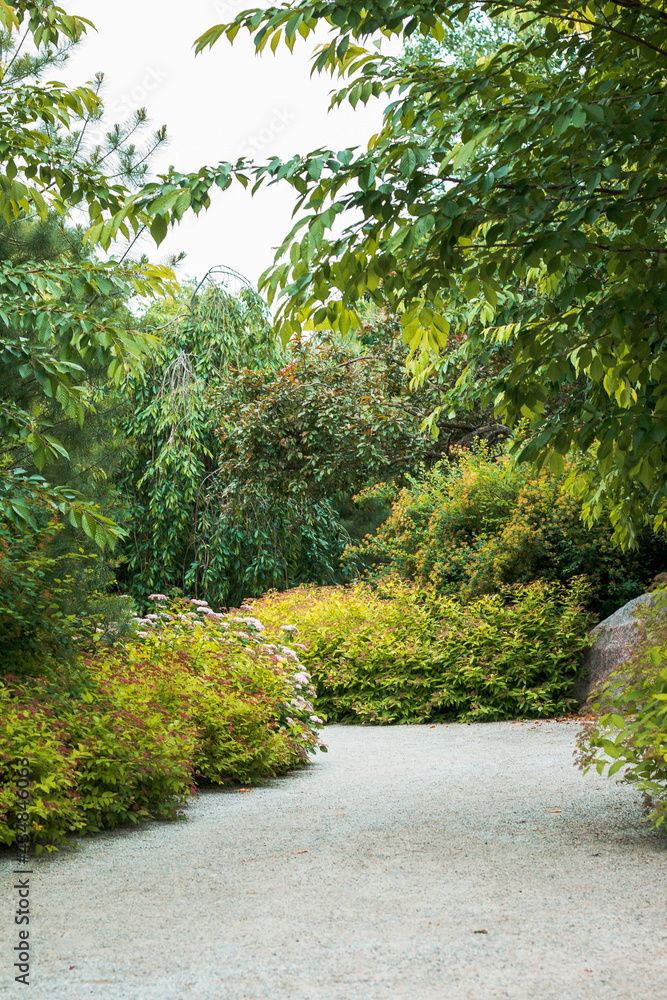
62, 1, 391, 288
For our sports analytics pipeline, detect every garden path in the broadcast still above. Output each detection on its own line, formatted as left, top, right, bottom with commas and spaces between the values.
2, 721, 666, 1000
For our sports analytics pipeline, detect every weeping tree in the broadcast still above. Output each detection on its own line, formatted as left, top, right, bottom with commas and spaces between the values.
117, 269, 323, 606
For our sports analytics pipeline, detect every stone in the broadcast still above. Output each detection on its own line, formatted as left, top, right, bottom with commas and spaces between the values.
574, 592, 656, 705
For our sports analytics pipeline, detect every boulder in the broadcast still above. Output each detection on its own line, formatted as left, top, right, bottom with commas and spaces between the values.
574, 592, 656, 705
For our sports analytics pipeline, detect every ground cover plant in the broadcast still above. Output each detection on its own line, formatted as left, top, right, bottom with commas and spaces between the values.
248, 579, 592, 725
0, 597, 324, 852
346, 447, 667, 619
576, 592, 667, 830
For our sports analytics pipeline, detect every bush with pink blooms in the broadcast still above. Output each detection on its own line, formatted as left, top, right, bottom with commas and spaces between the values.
0, 597, 324, 852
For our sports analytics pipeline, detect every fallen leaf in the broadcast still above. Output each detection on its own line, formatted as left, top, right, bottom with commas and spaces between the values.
238, 788, 251, 793
547, 809, 562, 813
295, 850, 308, 854
430, 725, 436, 728
473, 929, 488, 934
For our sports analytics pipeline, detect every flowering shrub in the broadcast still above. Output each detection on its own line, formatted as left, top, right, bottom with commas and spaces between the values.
248, 578, 592, 724
0, 598, 324, 851
576, 592, 667, 830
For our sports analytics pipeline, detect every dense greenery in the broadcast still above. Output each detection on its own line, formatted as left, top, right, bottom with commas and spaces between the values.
0, 506, 80, 676
1, 1, 666, 841
0, 598, 323, 851
0, 4, 176, 545
346, 446, 667, 618
186, 1, 667, 545
250, 578, 592, 724
116, 279, 283, 604
116, 299, 457, 606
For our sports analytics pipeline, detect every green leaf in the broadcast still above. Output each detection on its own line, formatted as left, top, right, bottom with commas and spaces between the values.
400, 148, 417, 177
150, 214, 168, 245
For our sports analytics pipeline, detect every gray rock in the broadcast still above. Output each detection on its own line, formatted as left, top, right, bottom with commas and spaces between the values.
574, 592, 655, 704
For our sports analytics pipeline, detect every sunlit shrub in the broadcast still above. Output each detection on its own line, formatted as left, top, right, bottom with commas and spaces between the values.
0, 598, 324, 851
344, 447, 667, 618
249, 578, 592, 724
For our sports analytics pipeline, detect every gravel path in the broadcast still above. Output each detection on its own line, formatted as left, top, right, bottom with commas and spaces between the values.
1, 721, 666, 999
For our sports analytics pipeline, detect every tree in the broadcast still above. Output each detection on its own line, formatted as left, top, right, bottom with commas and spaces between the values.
117, 290, 450, 606
171, 1, 667, 546
0, 2, 177, 547
116, 276, 283, 603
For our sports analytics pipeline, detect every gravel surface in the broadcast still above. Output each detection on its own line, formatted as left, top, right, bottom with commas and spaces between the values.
1, 720, 666, 999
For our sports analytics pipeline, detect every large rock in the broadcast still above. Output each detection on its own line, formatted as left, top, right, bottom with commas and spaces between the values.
574, 592, 656, 705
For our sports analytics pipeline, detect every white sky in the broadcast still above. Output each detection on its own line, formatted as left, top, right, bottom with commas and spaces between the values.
61, 1, 391, 287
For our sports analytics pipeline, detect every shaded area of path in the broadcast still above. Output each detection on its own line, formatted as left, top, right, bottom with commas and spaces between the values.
1, 721, 666, 999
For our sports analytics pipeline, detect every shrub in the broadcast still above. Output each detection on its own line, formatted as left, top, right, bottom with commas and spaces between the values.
0, 598, 324, 851
576, 592, 667, 830
344, 447, 667, 618
0, 505, 139, 680
0, 514, 79, 677
248, 578, 592, 724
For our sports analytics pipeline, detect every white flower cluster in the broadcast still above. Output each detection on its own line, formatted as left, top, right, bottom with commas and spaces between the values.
231, 615, 265, 632
130, 596, 324, 746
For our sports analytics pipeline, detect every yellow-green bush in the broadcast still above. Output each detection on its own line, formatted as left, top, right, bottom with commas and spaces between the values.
344, 448, 667, 618
0, 599, 324, 851
249, 578, 592, 725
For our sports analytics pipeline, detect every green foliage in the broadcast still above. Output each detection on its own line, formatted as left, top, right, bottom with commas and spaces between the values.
119, 281, 272, 600
181, 1, 667, 543
576, 593, 667, 830
118, 282, 352, 606
0, 495, 140, 678
214, 332, 437, 503
0, 512, 78, 676
0, 4, 178, 544
250, 578, 592, 724
119, 307, 452, 607
0, 597, 323, 851
345, 447, 667, 618
184, 488, 350, 609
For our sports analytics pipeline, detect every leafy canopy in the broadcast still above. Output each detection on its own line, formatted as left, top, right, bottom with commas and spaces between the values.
173, 1, 667, 544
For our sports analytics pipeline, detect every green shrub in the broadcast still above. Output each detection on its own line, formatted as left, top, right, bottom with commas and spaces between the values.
0, 598, 324, 851
0, 504, 139, 679
344, 447, 667, 619
0, 514, 79, 677
576, 592, 667, 830
249, 578, 592, 724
